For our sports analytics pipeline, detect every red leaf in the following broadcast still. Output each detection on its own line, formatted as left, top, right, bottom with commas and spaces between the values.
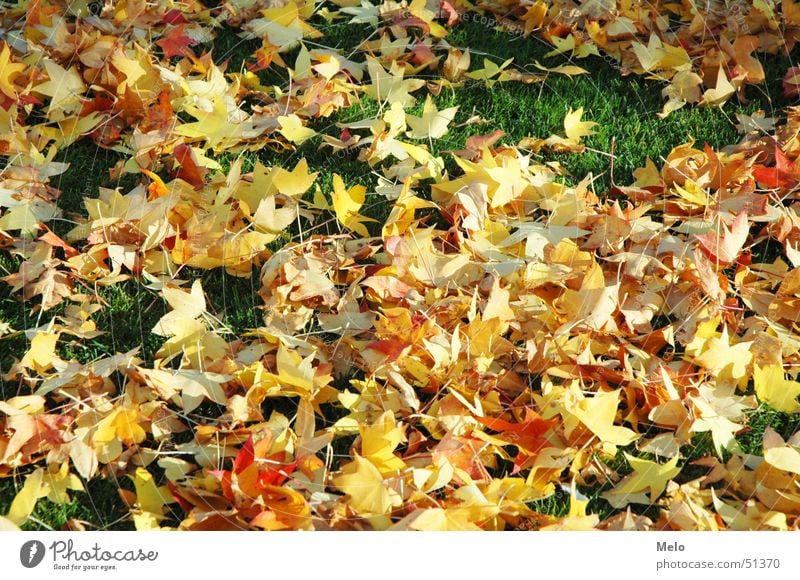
476, 407, 558, 472
256, 457, 299, 488
17, 94, 43, 107
431, 432, 492, 483
233, 435, 254, 475
753, 146, 800, 189
155, 25, 198, 59
0, 94, 14, 111
209, 469, 234, 500
364, 339, 411, 362
80, 95, 115, 117
164, 9, 187, 24
140, 90, 174, 133
90, 118, 125, 147
695, 211, 749, 265
411, 44, 438, 68
167, 481, 193, 512
172, 143, 206, 189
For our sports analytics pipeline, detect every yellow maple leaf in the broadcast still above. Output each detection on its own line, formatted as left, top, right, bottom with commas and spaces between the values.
130, 467, 174, 530
236, 161, 276, 213
0, 198, 60, 236
149, 280, 227, 366
20, 330, 60, 374
272, 158, 318, 197
174, 95, 243, 151
278, 114, 315, 145
110, 48, 148, 94
363, 57, 424, 107
563, 107, 597, 143
153, 279, 207, 336
660, 70, 703, 118
571, 387, 639, 448
243, 3, 320, 50
673, 181, 713, 206
531, 61, 588, 77
5, 468, 47, 525
543, 35, 599, 59
754, 364, 800, 413
275, 343, 317, 394
3, 464, 81, 522
0, 42, 26, 99
406, 0, 448, 37
42, 462, 84, 504
763, 428, 800, 476
465, 57, 514, 86
252, 195, 296, 235
237, 159, 318, 213
33, 59, 86, 120
631, 33, 691, 73
94, 406, 148, 446
331, 173, 376, 237
333, 455, 402, 516
693, 326, 753, 386
404, 485, 503, 530
361, 411, 406, 475
558, 260, 619, 330
690, 383, 750, 456
602, 454, 681, 508
405, 96, 458, 140
171, 370, 230, 413
381, 178, 438, 237
702, 67, 736, 107
406, 508, 482, 530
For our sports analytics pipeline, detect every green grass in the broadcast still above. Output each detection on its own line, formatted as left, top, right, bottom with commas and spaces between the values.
59, 281, 168, 364
0, 475, 134, 530
739, 406, 800, 456
1, 17, 799, 529
49, 141, 139, 237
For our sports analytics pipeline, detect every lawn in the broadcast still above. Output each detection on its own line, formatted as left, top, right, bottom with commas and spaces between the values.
2, 1, 800, 531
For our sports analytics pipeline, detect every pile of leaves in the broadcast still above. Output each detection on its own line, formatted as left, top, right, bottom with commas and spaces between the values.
2, 0, 800, 530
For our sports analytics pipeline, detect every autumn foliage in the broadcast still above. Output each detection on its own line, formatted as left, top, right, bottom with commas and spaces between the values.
3, 0, 800, 531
